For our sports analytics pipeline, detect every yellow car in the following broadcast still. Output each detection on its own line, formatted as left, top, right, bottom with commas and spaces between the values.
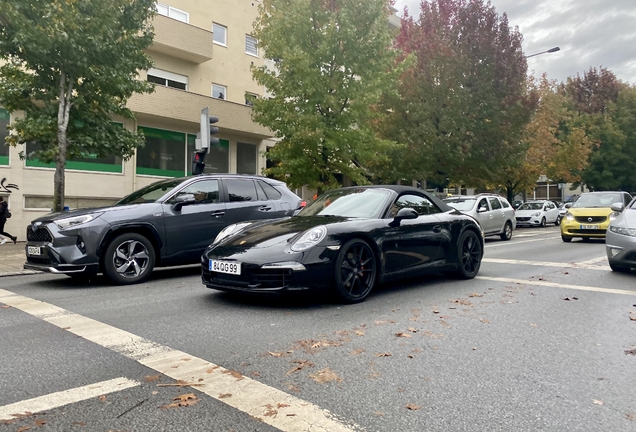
561, 191, 634, 242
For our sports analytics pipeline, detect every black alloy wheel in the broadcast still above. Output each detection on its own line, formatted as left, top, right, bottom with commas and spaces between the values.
500, 222, 513, 241
334, 239, 377, 303
540, 217, 546, 227
456, 230, 482, 279
103, 233, 156, 285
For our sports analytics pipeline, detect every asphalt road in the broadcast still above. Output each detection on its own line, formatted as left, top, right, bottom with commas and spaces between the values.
1, 226, 635, 432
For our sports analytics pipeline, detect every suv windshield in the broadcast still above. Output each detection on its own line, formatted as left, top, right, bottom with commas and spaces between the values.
518, 202, 543, 211
298, 188, 391, 218
116, 178, 183, 205
444, 198, 476, 211
572, 193, 623, 209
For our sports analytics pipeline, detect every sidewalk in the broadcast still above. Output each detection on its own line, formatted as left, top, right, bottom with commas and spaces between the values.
0, 241, 37, 277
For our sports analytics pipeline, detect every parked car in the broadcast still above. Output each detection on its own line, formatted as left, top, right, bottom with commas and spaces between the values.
606, 198, 636, 272
561, 191, 633, 242
24, 174, 303, 284
443, 194, 515, 240
202, 186, 484, 303
558, 202, 572, 223
511, 200, 524, 210
515, 200, 560, 227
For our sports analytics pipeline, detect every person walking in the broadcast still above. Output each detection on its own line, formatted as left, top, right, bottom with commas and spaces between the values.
0, 196, 17, 244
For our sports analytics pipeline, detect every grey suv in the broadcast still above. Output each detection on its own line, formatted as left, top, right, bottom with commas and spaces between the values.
443, 194, 515, 240
24, 174, 303, 284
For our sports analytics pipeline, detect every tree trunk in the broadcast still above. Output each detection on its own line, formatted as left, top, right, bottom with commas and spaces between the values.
53, 71, 73, 212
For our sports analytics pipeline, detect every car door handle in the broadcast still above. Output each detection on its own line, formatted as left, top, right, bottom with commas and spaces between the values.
210, 211, 225, 217
259, 205, 272, 211
433, 225, 442, 233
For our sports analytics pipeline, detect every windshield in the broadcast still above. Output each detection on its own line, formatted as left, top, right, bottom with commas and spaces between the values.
297, 188, 391, 218
572, 193, 623, 209
518, 202, 543, 211
116, 178, 183, 205
444, 199, 476, 211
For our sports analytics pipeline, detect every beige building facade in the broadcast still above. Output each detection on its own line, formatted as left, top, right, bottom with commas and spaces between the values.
1, 0, 278, 241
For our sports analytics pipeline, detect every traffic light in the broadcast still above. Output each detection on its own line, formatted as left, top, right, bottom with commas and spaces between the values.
191, 150, 207, 175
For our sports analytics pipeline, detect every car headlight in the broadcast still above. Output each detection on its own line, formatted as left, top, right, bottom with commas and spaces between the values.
213, 223, 252, 245
565, 211, 575, 221
531, 212, 541, 217
609, 212, 621, 221
609, 225, 636, 237
290, 226, 327, 252
54, 213, 102, 230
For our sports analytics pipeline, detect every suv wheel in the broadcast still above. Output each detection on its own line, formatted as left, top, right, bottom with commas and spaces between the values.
103, 233, 155, 285
499, 222, 513, 241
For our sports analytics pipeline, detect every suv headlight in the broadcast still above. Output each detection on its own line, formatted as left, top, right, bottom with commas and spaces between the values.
531, 212, 541, 217
213, 222, 251, 245
290, 226, 327, 252
54, 213, 102, 230
609, 226, 636, 237
565, 211, 575, 221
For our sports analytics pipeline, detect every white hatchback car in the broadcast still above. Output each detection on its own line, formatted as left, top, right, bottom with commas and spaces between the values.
515, 200, 560, 227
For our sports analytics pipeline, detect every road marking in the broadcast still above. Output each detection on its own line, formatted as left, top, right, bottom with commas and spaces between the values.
477, 276, 636, 296
578, 256, 608, 266
0, 289, 358, 432
485, 236, 560, 248
482, 258, 610, 271
0, 377, 139, 421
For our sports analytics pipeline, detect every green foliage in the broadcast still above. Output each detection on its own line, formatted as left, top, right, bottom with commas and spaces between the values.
0, 0, 155, 210
251, 0, 401, 192
377, 0, 534, 189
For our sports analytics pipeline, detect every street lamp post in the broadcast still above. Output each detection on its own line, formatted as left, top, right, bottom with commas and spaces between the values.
525, 46, 560, 58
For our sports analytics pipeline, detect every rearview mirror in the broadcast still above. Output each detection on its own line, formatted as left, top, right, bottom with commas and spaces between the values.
565, 203, 572, 209
477, 206, 488, 213
390, 208, 419, 227
610, 202, 625, 213
174, 193, 196, 211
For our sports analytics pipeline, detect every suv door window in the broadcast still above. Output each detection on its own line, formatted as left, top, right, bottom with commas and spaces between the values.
170, 180, 219, 204
488, 197, 502, 210
225, 179, 260, 202
259, 181, 282, 200
477, 198, 489, 211
624, 194, 633, 206
500, 199, 510, 208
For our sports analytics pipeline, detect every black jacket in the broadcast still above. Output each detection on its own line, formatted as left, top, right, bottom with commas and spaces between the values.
0, 201, 8, 222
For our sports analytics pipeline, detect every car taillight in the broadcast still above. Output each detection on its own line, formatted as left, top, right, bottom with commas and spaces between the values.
299, 200, 307, 208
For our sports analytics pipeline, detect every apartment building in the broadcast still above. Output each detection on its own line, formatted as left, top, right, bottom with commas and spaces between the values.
1, 0, 276, 240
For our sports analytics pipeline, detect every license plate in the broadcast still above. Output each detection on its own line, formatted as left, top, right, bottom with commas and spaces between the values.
209, 260, 241, 275
580, 225, 600, 230
27, 246, 43, 256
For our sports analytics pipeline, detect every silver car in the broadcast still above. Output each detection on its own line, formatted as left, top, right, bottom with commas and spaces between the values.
444, 194, 515, 240
605, 199, 636, 272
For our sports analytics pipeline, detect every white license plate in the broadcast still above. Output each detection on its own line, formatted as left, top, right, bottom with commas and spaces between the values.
27, 246, 43, 256
580, 225, 600, 230
209, 260, 241, 275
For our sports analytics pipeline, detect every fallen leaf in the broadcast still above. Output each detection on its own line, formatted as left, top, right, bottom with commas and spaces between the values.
355, 330, 365, 336
222, 370, 243, 380
286, 413, 297, 417
350, 348, 365, 355
144, 375, 160, 382
218, 393, 232, 399
198, 378, 203, 382
432, 310, 439, 314
277, 403, 290, 409
163, 393, 199, 408
413, 348, 423, 353
157, 379, 204, 387
407, 327, 418, 333
99, 395, 107, 402
374, 411, 385, 417
450, 299, 473, 306
395, 332, 412, 338
181, 358, 191, 362
406, 404, 421, 410
171, 365, 179, 369
334, 330, 349, 336
286, 360, 314, 375
309, 367, 343, 384
625, 412, 636, 421
251, 371, 261, 377
268, 351, 285, 357
389, 319, 396, 323
375, 352, 392, 357
286, 384, 301, 392
593, 400, 603, 405
2, 305, 11, 309
625, 347, 636, 356
630, 316, 636, 321
469, 293, 483, 297
311, 342, 321, 349
407, 355, 414, 359
480, 319, 490, 323
375, 320, 387, 325
530, 323, 538, 327
35, 419, 46, 427
17, 426, 31, 432
409, 317, 419, 322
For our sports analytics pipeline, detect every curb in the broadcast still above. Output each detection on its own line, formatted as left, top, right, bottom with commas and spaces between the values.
0, 270, 39, 278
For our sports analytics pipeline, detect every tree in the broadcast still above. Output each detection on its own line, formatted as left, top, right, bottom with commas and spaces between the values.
0, 0, 155, 211
493, 75, 591, 202
250, 0, 401, 193
376, 0, 534, 189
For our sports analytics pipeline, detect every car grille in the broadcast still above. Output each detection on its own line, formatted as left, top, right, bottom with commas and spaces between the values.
569, 229, 606, 235
516, 217, 530, 222
26, 256, 52, 265
27, 226, 53, 242
203, 265, 293, 290
575, 216, 607, 223
623, 252, 636, 262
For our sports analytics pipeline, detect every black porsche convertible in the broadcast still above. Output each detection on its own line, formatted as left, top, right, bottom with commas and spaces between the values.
201, 185, 484, 303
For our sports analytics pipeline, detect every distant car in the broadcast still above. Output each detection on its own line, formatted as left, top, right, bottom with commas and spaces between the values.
203, 186, 485, 303
24, 174, 303, 284
606, 199, 636, 272
443, 194, 515, 240
515, 200, 560, 227
558, 202, 572, 223
561, 191, 633, 242
511, 200, 524, 210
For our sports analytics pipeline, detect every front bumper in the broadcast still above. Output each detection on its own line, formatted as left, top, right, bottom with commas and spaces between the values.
515, 216, 543, 227
560, 219, 610, 238
606, 230, 636, 267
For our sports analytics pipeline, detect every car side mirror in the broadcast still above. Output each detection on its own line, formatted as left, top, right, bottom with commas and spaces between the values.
565, 203, 572, 209
174, 193, 196, 211
477, 206, 488, 213
390, 208, 419, 227
610, 202, 625, 213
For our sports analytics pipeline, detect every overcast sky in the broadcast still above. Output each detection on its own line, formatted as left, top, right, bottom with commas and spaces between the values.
394, 0, 636, 85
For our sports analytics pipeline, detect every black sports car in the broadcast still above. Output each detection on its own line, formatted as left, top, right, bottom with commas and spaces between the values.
201, 185, 484, 303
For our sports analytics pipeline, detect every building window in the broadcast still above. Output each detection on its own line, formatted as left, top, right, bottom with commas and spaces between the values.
156, 2, 189, 23
213, 23, 227, 46
212, 84, 226, 100
187, 136, 229, 174
245, 93, 258, 106
137, 126, 187, 177
237, 142, 257, 175
245, 35, 258, 57
147, 68, 188, 91
0, 108, 9, 165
